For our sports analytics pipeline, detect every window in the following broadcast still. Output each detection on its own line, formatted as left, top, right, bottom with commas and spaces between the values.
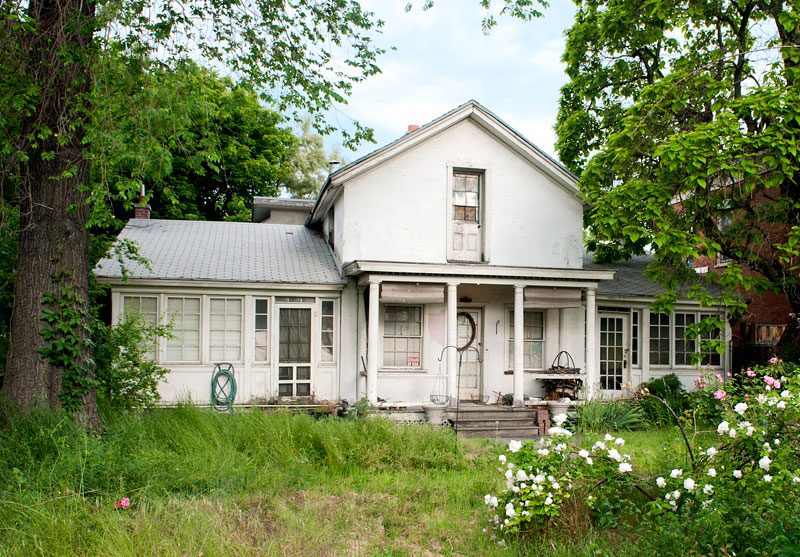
674, 313, 696, 366
453, 172, 480, 222
320, 300, 335, 363
122, 296, 158, 360
508, 310, 544, 370
649, 312, 670, 365
700, 318, 722, 366
209, 298, 242, 361
166, 297, 200, 361
383, 305, 422, 368
254, 299, 269, 362
650, 311, 724, 367
631, 310, 639, 367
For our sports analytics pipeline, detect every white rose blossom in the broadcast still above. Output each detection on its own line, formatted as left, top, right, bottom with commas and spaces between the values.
717, 421, 729, 434
509, 440, 522, 453
703, 484, 714, 495
615, 437, 625, 447
670, 469, 683, 479
707, 468, 717, 477
619, 462, 633, 474
505, 503, 516, 517
759, 456, 772, 471
733, 470, 743, 479
683, 478, 696, 491
656, 477, 667, 488
706, 447, 718, 457
764, 474, 773, 483
578, 449, 590, 459
734, 402, 748, 415
498, 455, 506, 464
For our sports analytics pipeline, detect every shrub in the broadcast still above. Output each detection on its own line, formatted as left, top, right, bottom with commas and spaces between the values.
573, 398, 646, 433
484, 359, 800, 555
637, 374, 689, 426
93, 311, 173, 409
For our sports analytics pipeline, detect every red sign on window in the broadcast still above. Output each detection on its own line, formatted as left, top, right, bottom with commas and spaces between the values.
407, 355, 420, 367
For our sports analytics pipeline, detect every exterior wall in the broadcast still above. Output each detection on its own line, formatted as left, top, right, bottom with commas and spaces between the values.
260, 209, 311, 225
111, 283, 343, 405
336, 119, 584, 269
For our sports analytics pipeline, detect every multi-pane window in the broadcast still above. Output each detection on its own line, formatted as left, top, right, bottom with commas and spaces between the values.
631, 310, 639, 366
254, 299, 269, 362
650, 311, 724, 367
122, 296, 158, 360
700, 318, 722, 366
649, 312, 670, 365
383, 306, 422, 368
674, 313, 696, 366
508, 310, 545, 370
320, 300, 335, 363
452, 172, 480, 222
209, 298, 242, 362
166, 297, 201, 361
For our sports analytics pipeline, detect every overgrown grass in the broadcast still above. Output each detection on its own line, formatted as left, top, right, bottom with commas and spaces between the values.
0, 403, 698, 555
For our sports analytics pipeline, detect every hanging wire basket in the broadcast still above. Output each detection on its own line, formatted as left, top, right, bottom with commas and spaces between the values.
430, 394, 450, 406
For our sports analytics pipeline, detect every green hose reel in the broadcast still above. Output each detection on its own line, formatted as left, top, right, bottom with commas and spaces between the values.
211, 363, 237, 413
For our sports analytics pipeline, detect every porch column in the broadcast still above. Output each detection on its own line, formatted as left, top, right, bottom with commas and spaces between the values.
357, 286, 367, 400
585, 287, 598, 398
446, 282, 459, 405
513, 284, 524, 407
367, 279, 380, 405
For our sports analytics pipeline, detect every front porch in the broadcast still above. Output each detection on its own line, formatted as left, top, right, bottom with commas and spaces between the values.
345, 260, 615, 407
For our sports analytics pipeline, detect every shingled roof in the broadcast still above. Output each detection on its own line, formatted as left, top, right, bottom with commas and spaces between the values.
94, 219, 344, 284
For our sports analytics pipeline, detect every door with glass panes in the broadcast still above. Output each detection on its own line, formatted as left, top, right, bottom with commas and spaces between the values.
277, 306, 312, 397
599, 313, 630, 398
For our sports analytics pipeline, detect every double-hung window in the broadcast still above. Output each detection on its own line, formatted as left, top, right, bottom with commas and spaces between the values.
209, 298, 242, 361
166, 297, 201, 362
320, 300, 336, 364
508, 310, 544, 370
122, 295, 158, 360
383, 306, 422, 368
254, 299, 269, 362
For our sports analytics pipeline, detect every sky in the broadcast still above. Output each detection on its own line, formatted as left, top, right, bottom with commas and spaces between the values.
325, 1, 578, 163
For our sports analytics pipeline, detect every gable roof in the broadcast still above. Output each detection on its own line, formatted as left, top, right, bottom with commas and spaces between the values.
94, 219, 344, 285
308, 100, 582, 226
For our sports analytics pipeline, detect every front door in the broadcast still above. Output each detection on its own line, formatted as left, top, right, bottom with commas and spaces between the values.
449, 171, 482, 262
277, 306, 312, 398
457, 309, 482, 399
599, 313, 630, 398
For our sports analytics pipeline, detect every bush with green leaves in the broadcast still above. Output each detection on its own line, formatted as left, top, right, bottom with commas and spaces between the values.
93, 311, 172, 409
572, 397, 646, 432
637, 373, 689, 426
484, 360, 800, 554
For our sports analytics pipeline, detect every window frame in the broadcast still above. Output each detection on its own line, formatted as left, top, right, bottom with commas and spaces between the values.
649, 310, 724, 369
319, 298, 337, 365
253, 297, 270, 363
121, 295, 159, 360
506, 308, 545, 372
381, 304, 423, 370
165, 296, 202, 363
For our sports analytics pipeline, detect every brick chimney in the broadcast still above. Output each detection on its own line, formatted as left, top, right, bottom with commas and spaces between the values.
407, 124, 419, 133
134, 203, 151, 219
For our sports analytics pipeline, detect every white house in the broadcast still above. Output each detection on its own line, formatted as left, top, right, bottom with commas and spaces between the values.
94, 101, 731, 409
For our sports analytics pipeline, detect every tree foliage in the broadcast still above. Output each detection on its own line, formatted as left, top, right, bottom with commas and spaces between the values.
0, 0, 385, 422
553, 0, 800, 317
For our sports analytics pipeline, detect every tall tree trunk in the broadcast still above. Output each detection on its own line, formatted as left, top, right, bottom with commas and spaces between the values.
2, 0, 100, 429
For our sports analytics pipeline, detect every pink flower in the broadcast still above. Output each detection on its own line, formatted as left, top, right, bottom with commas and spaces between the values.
726, 372, 732, 377
765, 376, 775, 386
775, 380, 781, 389
714, 389, 726, 400
114, 497, 131, 510
746, 369, 756, 377
745, 394, 750, 400
716, 374, 723, 382
769, 357, 778, 364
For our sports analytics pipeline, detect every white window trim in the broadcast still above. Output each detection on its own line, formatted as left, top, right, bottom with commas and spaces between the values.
164, 295, 203, 364
318, 298, 338, 366
649, 310, 724, 369
380, 304, 424, 371
253, 296, 271, 364
208, 296, 244, 364
505, 306, 546, 372
121, 294, 160, 360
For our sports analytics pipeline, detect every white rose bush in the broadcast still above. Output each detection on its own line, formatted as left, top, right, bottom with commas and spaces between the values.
483, 360, 800, 553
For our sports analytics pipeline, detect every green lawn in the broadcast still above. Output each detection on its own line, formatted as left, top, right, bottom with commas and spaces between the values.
0, 406, 698, 556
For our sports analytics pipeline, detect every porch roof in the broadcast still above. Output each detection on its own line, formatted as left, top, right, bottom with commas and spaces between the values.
344, 260, 615, 287
94, 219, 345, 285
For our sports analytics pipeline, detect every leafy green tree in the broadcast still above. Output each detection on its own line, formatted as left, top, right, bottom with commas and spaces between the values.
94, 59, 296, 222
0, 0, 384, 426
281, 118, 330, 199
550, 1, 800, 322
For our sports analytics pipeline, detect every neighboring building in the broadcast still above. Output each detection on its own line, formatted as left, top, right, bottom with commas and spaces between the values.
252, 197, 315, 224
95, 101, 731, 407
